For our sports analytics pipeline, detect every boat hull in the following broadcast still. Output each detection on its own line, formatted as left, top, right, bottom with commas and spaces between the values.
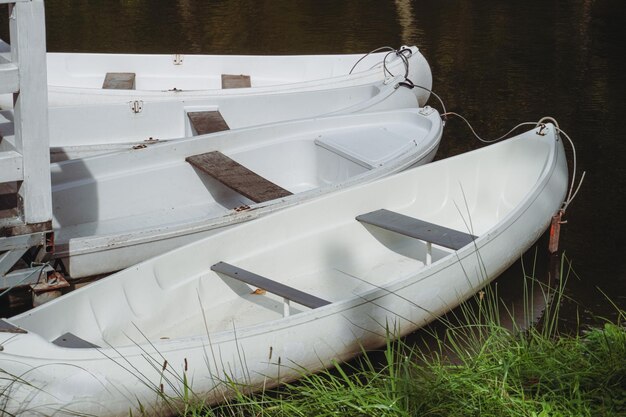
0, 75, 421, 161
0, 124, 568, 416
0, 46, 433, 107
52, 107, 443, 278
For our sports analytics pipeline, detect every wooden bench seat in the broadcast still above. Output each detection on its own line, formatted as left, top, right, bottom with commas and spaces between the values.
102, 72, 136, 90
186, 151, 292, 203
356, 209, 476, 250
187, 111, 230, 135
221, 74, 251, 89
211, 261, 330, 309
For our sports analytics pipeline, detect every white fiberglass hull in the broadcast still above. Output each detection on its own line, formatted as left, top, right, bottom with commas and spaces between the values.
0, 124, 568, 417
0, 45, 432, 107
0, 75, 421, 161
51, 107, 443, 278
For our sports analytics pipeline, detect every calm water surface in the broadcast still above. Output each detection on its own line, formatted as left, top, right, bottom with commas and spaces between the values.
3, 0, 625, 326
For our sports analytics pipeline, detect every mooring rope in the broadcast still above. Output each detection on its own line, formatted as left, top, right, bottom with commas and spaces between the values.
349, 46, 413, 80
0, 263, 49, 298
348, 46, 397, 75
440, 110, 585, 213
406, 77, 584, 214
536, 117, 586, 212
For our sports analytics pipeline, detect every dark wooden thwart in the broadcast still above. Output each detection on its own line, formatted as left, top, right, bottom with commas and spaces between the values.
356, 209, 477, 250
211, 261, 331, 309
102, 72, 136, 90
221, 74, 251, 89
52, 332, 100, 349
186, 151, 292, 203
187, 111, 230, 135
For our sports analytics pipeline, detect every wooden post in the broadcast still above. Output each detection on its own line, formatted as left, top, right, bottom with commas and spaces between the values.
9, 0, 52, 225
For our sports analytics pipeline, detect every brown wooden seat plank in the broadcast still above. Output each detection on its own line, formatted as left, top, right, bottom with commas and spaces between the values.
188, 111, 230, 135
186, 151, 292, 203
221, 74, 251, 89
102, 72, 136, 90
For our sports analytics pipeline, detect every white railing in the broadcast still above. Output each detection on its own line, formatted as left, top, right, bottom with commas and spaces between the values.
0, 0, 51, 225
1, 0, 53, 290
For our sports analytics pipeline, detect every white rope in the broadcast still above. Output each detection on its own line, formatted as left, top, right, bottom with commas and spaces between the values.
351, 50, 585, 214
348, 46, 396, 75
444, 112, 585, 213
442, 112, 538, 143
349, 46, 413, 81
0, 263, 48, 298
536, 117, 585, 212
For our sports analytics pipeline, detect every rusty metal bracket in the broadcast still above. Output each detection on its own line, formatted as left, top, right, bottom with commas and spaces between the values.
548, 210, 566, 253
30, 271, 69, 294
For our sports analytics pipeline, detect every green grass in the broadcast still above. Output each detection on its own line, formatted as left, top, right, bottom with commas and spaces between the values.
191, 321, 625, 417
179, 255, 626, 417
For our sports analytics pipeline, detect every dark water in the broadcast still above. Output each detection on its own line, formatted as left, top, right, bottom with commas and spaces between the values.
2, 0, 625, 326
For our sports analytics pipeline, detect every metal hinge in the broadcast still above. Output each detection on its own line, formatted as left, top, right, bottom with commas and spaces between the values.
173, 54, 184, 65
129, 100, 143, 114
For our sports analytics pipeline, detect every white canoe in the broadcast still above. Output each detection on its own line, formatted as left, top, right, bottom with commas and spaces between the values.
0, 44, 432, 107
52, 106, 444, 278
0, 74, 421, 161
0, 123, 568, 417
49, 75, 421, 160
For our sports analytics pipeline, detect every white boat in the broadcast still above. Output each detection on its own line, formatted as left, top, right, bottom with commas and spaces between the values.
0, 44, 433, 107
51, 75, 422, 160
0, 74, 423, 161
0, 123, 568, 417
51, 106, 444, 278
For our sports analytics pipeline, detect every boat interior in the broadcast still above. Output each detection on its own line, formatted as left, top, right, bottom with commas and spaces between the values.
45, 82, 390, 158
46, 50, 408, 90
14, 129, 553, 349
51, 110, 433, 245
